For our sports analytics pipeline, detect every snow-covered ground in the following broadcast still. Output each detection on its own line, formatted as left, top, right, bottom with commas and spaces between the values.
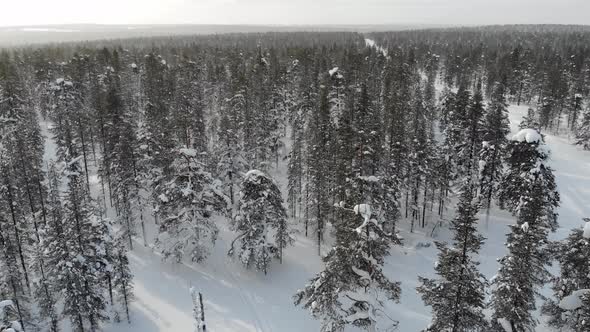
39, 102, 590, 331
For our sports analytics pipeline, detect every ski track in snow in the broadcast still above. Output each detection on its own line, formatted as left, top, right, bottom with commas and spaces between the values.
39, 100, 590, 331
219, 256, 268, 332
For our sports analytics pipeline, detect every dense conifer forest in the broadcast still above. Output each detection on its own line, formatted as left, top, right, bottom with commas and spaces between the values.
1, 25, 590, 331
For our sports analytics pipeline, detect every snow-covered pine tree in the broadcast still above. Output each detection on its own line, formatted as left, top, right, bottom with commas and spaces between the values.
37, 162, 67, 331
31, 236, 59, 332
63, 156, 112, 331
155, 148, 227, 263
1, 56, 47, 247
112, 238, 134, 324
307, 82, 334, 255
287, 109, 305, 219
490, 128, 560, 331
542, 219, 590, 330
567, 93, 583, 132
229, 170, 292, 273
575, 102, 590, 150
0, 218, 29, 331
406, 86, 435, 230
479, 82, 510, 211
385, 58, 411, 206
67, 55, 96, 193
0, 107, 29, 332
0, 155, 34, 302
331, 69, 354, 218
295, 59, 318, 236
142, 53, 175, 177
297, 94, 402, 332
498, 129, 559, 219
284, 62, 305, 216
0, 53, 38, 293
267, 59, 290, 169
444, 86, 472, 174
518, 107, 541, 131
215, 97, 249, 208
100, 58, 143, 249
434, 87, 464, 217
417, 184, 488, 332
172, 57, 207, 152
459, 83, 485, 181
246, 48, 278, 169
43, 142, 115, 331
295, 202, 401, 332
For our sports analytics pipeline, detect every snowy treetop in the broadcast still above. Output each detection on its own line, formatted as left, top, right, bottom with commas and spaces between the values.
244, 169, 267, 181
511, 128, 542, 143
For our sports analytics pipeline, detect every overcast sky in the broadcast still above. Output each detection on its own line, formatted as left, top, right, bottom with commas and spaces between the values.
1, 0, 589, 26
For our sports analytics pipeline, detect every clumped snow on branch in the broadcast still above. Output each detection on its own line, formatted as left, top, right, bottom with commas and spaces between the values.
559, 289, 590, 310
511, 128, 542, 143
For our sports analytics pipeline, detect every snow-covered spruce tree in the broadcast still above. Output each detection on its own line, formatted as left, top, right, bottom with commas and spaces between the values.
479, 82, 510, 211
576, 103, 590, 150
497, 129, 559, 220
246, 48, 282, 169
542, 219, 590, 330
31, 236, 59, 332
99, 60, 144, 249
267, 62, 290, 169
0, 72, 33, 332
44, 147, 115, 331
296, 60, 318, 236
518, 107, 541, 132
295, 203, 401, 332
287, 108, 305, 219
0, 53, 40, 294
460, 84, 485, 181
154, 148, 228, 263
384, 58, 412, 208
444, 86, 473, 177
490, 129, 560, 331
331, 70, 354, 216
142, 53, 175, 177
567, 93, 583, 132
36, 162, 67, 331
433, 86, 467, 219
172, 57, 207, 152
307, 82, 334, 255
112, 238, 134, 324
215, 98, 249, 207
436, 87, 460, 188
229, 170, 292, 273
36, 162, 69, 328
354, 83, 400, 234
406, 86, 435, 230
2, 55, 48, 247
298, 89, 402, 332
417, 184, 488, 332
0, 215, 29, 331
